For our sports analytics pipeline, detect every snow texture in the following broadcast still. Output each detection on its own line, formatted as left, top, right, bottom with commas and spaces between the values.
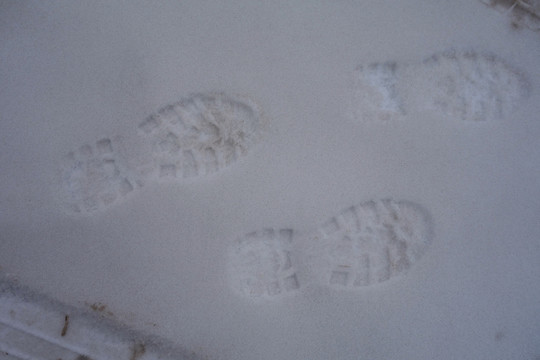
1, 2, 539, 360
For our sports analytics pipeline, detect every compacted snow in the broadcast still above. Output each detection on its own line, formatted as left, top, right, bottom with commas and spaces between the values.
1, 1, 539, 359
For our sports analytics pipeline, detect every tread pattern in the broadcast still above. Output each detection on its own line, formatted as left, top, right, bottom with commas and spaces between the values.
137, 93, 263, 180
227, 229, 299, 299
316, 199, 432, 288
58, 138, 138, 214
418, 51, 530, 121
56, 92, 264, 215
351, 51, 530, 122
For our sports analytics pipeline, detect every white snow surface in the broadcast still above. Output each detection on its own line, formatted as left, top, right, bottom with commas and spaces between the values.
1, 1, 539, 359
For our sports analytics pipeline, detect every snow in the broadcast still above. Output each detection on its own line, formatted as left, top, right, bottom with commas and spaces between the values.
0, 1, 539, 359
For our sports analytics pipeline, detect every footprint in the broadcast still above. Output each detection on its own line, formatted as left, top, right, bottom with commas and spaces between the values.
137, 92, 264, 181
308, 199, 433, 289
227, 229, 300, 299
351, 51, 530, 122
411, 51, 530, 121
57, 137, 139, 214
56, 92, 265, 214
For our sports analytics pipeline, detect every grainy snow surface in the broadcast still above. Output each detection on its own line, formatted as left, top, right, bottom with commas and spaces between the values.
1, 1, 539, 359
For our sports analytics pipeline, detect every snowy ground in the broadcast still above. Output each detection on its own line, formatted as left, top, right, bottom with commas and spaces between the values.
1, 1, 539, 359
